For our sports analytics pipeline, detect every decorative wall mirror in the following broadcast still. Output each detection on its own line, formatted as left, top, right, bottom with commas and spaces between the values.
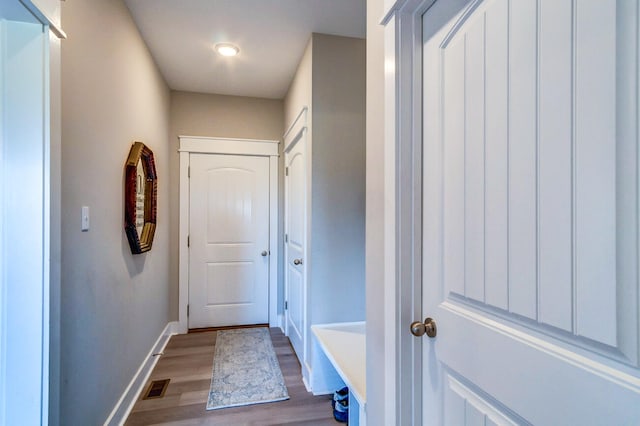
125, 141, 157, 254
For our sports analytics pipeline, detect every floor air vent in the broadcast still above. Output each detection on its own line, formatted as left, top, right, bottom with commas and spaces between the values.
143, 379, 170, 400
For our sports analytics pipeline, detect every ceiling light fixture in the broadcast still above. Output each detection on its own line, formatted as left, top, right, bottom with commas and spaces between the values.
215, 43, 240, 57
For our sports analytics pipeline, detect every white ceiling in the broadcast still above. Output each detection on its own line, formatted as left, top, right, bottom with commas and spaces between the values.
124, 0, 366, 100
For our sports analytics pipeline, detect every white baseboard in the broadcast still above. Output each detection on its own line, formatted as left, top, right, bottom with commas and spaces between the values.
312, 388, 336, 396
302, 375, 312, 393
301, 360, 312, 392
167, 321, 180, 335
277, 314, 285, 331
103, 321, 178, 426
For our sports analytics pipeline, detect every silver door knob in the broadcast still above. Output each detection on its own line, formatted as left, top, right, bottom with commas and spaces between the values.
293, 258, 303, 265
261, 250, 268, 256
410, 317, 437, 338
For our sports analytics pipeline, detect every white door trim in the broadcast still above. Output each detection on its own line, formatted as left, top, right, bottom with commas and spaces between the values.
178, 136, 279, 334
381, 1, 436, 424
0, 8, 64, 423
283, 106, 308, 152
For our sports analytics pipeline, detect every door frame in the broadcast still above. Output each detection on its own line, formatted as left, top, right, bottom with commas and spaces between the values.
0, 2, 64, 423
380, 0, 437, 424
177, 136, 280, 334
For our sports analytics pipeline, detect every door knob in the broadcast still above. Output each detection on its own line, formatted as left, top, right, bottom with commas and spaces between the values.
261, 250, 268, 256
410, 317, 437, 338
293, 258, 303, 265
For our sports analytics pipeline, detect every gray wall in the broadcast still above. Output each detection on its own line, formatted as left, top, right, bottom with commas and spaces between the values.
169, 91, 285, 317
365, 0, 386, 423
310, 33, 366, 326
60, 0, 171, 423
284, 37, 312, 130
284, 33, 367, 377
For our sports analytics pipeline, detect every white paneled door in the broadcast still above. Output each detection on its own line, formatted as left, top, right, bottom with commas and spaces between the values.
421, 0, 640, 424
189, 154, 270, 328
285, 132, 307, 365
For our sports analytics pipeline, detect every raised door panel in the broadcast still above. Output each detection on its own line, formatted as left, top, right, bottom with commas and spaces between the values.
205, 168, 256, 247
444, 374, 519, 426
483, 0, 508, 310
423, 0, 640, 423
506, 0, 538, 321
435, 0, 634, 355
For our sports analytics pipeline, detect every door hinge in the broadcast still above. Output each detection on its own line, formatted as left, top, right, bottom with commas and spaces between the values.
187, 304, 190, 317
188, 166, 190, 178
187, 235, 190, 247
285, 301, 288, 310
285, 167, 289, 176
285, 233, 288, 243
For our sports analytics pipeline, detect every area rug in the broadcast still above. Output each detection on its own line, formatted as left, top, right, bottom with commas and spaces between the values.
206, 327, 290, 410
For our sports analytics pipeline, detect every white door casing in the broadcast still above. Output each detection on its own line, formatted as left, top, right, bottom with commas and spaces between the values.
0, 4, 62, 423
283, 109, 309, 369
188, 154, 270, 328
178, 137, 279, 333
419, 0, 640, 424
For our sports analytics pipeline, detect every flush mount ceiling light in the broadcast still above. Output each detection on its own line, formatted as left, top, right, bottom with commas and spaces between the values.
214, 43, 240, 57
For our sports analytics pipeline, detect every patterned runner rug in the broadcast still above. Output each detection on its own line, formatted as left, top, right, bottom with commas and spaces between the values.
206, 327, 290, 410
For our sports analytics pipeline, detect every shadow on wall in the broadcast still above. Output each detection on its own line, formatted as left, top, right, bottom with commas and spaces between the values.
121, 165, 147, 277
122, 232, 147, 277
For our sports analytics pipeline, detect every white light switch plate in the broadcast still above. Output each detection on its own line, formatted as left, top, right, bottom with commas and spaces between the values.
81, 206, 90, 231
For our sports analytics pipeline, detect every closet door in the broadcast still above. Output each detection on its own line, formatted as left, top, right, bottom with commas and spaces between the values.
284, 131, 307, 364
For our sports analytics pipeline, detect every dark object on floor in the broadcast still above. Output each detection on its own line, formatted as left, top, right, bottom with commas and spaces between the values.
142, 379, 170, 400
332, 386, 349, 423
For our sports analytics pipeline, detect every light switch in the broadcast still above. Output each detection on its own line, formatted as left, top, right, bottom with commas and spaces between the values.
81, 206, 90, 231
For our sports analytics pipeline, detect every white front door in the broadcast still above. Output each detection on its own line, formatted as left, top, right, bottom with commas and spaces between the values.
188, 153, 270, 328
284, 133, 307, 364
421, 0, 640, 424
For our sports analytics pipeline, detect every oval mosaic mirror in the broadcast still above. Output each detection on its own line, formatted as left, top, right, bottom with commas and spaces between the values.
125, 141, 157, 254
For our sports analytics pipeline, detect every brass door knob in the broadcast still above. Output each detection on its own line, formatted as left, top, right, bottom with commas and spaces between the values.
293, 258, 303, 265
410, 317, 437, 338
410, 321, 426, 336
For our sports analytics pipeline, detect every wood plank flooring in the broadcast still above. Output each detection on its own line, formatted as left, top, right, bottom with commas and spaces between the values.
125, 327, 337, 426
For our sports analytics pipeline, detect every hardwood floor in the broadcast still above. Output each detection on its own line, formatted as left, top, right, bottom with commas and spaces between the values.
125, 327, 337, 426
